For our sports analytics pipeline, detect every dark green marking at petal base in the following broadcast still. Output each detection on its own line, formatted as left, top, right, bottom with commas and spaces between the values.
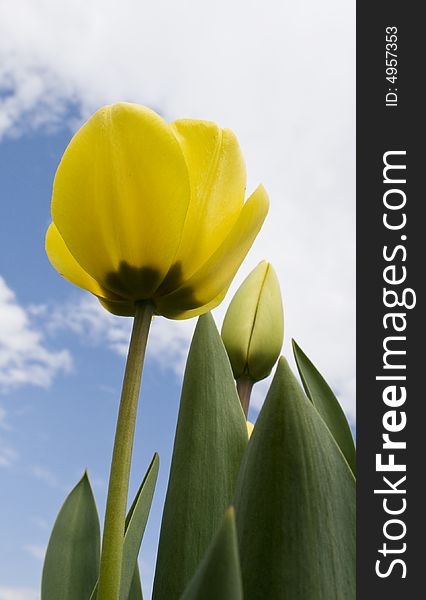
105, 263, 164, 299
104, 261, 198, 310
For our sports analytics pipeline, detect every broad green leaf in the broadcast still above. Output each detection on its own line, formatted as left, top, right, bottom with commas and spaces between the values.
120, 453, 159, 600
89, 455, 159, 600
235, 357, 356, 600
42, 471, 100, 600
292, 339, 356, 474
181, 508, 243, 600
152, 313, 248, 600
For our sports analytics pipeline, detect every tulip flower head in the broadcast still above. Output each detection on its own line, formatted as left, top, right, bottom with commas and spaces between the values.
221, 261, 284, 383
46, 103, 269, 319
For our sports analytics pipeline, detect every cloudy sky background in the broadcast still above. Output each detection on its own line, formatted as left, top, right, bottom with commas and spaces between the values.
0, 1, 354, 598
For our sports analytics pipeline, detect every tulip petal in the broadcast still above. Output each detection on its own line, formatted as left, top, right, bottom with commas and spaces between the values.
99, 288, 227, 319
98, 298, 136, 317
161, 287, 228, 320
46, 224, 115, 300
52, 103, 190, 298
169, 120, 246, 278
157, 185, 269, 317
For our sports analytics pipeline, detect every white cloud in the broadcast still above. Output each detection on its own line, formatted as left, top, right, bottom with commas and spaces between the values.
30, 465, 59, 488
48, 294, 195, 377
0, 276, 72, 392
0, 0, 355, 421
0, 442, 18, 467
0, 589, 38, 600
0, 406, 18, 467
23, 545, 46, 562
47, 295, 132, 356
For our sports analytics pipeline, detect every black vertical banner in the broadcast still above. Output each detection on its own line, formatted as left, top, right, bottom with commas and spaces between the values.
357, 2, 424, 598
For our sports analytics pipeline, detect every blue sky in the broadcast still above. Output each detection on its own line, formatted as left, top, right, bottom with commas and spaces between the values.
0, 1, 354, 598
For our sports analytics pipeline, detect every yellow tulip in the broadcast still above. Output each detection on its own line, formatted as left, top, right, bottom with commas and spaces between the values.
46, 103, 269, 319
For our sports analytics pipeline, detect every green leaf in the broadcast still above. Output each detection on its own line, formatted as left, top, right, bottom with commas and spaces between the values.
120, 453, 159, 600
42, 471, 100, 600
292, 339, 356, 474
128, 564, 143, 600
181, 508, 243, 600
235, 357, 356, 600
152, 313, 248, 600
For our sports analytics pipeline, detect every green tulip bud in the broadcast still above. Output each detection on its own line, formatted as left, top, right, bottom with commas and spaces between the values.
221, 260, 284, 385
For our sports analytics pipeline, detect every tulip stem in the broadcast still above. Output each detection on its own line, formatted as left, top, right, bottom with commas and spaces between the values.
237, 376, 254, 417
97, 301, 154, 600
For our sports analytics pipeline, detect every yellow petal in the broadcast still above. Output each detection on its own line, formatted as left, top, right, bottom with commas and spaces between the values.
246, 421, 255, 438
98, 298, 136, 317
170, 120, 246, 278
156, 185, 269, 317
159, 287, 228, 320
45, 223, 114, 299
100, 287, 228, 319
52, 103, 190, 299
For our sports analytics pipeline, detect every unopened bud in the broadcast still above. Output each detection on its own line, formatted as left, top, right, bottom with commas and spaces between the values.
221, 261, 284, 383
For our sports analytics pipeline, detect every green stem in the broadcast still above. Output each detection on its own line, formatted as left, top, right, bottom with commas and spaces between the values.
236, 376, 254, 418
97, 301, 154, 600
